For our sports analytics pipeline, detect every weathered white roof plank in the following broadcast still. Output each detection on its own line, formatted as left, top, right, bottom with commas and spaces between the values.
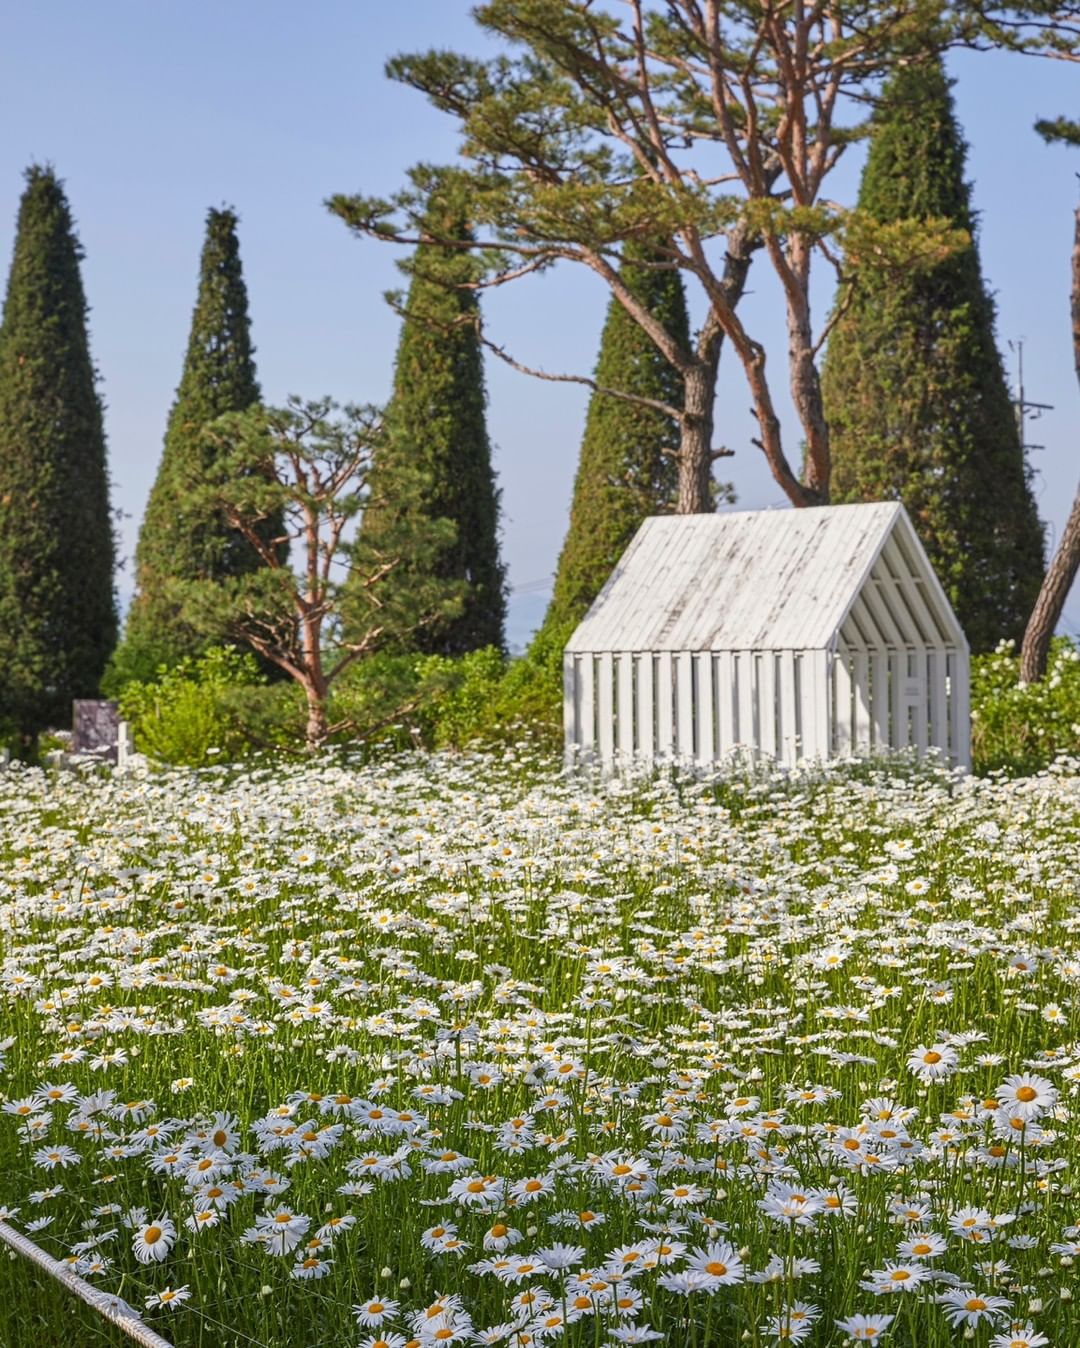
566, 503, 967, 654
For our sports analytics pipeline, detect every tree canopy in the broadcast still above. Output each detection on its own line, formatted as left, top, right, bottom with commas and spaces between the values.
357, 191, 506, 656
0, 164, 116, 745
821, 58, 1045, 651
122, 207, 271, 681
330, 1, 1079, 514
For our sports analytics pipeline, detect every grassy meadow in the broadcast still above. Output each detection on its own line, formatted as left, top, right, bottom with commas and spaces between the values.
0, 749, 1078, 1347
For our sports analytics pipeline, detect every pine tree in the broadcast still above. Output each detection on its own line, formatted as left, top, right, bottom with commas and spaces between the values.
120, 207, 265, 679
0, 165, 117, 747
821, 58, 1045, 652
536, 240, 693, 646
357, 194, 505, 656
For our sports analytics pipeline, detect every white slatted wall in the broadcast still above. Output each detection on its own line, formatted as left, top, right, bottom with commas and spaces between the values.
565, 641, 969, 770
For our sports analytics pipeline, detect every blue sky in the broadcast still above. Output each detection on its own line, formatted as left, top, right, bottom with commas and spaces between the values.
1, 2, 1078, 646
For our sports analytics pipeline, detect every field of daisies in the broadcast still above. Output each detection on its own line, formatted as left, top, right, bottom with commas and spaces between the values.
2, 749, 1080, 1348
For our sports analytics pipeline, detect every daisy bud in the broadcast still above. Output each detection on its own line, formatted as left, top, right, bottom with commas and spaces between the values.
259, 1286, 272, 1297
1061, 1287, 1074, 1302
1063, 1256, 1075, 1268
399, 1278, 410, 1290
963, 1328, 975, 1340
380, 1267, 392, 1279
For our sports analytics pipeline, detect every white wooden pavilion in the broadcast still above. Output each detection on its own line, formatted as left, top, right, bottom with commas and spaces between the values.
563, 502, 970, 770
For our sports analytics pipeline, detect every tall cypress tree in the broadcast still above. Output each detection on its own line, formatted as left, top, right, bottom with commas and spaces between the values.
120, 207, 264, 678
357, 194, 505, 656
0, 165, 117, 747
536, 240, 693, 646
821, 58, 1045, 652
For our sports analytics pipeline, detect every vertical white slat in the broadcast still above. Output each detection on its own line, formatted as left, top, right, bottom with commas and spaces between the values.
910, 651, 928, 753
737, 651, 755, 757
578, 656, 596, 755
616, 653, 634, 759
870, 650, 889, 752
696, 653, 714, 765
563, 654, 577, 750
853, 650, 871, 752
676, 652, 695, 761
636, 655, 654, 764
950, 651, 971, 771
716, 651, 735, 756
803, 650, 830, 761
928, 648, 948, 756
890, 650, 908, 749
834, 651, 853, 756
597, 652, 615, 766
778, 650, 798, 766
656, 652, 674, 759
758, 650, 777, 759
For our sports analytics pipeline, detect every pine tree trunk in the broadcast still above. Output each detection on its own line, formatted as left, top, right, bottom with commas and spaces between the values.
1020, 202, 1080, 681
672, 218, 768, 515
676, 362, 715, 513
787, 237, 831, 502
305, 690, 329, 752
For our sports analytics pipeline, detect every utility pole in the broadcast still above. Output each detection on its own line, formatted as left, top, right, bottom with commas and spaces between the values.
1009, 338, 1054, 453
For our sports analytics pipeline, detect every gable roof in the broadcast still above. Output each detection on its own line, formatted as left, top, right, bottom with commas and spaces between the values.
565, 502, 967, 654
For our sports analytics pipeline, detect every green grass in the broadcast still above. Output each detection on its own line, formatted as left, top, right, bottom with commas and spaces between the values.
0, 748, 1078, 1347
0, 1249, 132, 1347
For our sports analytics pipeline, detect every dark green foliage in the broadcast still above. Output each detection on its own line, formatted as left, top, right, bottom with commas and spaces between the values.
117, 645, 522, 764
1035, 117, 1080, 147
821, 59, 1045, 652
116, 645, 267, 766
537, 241, 695, 643
971, 637, 1080, 775
121, 208, 268, 675
0, 165, 117, 746
357, 193, 505, 655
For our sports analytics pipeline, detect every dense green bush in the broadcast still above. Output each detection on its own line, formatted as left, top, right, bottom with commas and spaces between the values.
970, 637, 1080, 776
414, 624, 569, 751
112, 637, 567, 765
116, 646, 266, 766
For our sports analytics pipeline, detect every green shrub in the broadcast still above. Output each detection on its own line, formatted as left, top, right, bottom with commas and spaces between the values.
325, 653, 426, 752
415, 646, 508, 748
413, 627, 569, 752
120, 648, 437, 765
481, 620, 569, 749
970, 637, 1080, 776
117, 646, 265, 766
112, 619, 571, 764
